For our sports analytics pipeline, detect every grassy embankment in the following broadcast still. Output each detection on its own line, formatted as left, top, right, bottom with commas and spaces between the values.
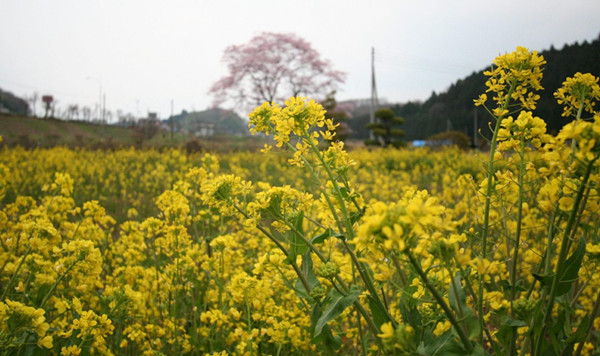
0, 113, 270, 152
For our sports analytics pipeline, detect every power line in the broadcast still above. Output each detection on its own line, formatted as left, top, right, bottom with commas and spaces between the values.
0, 78, 40, 91
373, 50, 479, 74
0, 78, 95, 103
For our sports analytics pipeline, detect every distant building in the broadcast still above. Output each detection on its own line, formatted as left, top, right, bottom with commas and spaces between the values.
191, 122, 215, 137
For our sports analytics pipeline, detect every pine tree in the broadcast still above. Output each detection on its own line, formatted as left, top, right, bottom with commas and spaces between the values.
365, 108, 405, 148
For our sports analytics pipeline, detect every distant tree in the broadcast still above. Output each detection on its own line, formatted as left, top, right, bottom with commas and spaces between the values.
42, 95, 53, 118
81, 106, 92, 121
321, 91, 350, 142
366, 108, 405, 148
116, 109, 124, 124
209, 32, 346, 111
117, 111, 136, 127
29, 92, 38, 117
66, 104, 79, 120
427, 131, 470, 149
50, 100, 58, 118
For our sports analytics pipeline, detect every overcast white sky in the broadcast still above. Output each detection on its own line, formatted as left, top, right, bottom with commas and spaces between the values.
1, 0, 599, 120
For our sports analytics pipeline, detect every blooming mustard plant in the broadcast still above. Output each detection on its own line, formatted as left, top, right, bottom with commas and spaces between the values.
1, 48, 600, 356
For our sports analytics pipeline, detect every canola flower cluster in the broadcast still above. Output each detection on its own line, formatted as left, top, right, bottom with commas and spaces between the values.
1, 47, 600, 355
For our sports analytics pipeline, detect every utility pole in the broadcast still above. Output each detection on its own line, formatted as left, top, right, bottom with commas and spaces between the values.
170, 99, 174, 141
370, 47, 379, 141
102, 94, 106, 137
86, 77, 102, 122
473, 107, 478, 148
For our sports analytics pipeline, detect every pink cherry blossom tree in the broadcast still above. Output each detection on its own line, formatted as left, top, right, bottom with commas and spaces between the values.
209, 32, 346, 111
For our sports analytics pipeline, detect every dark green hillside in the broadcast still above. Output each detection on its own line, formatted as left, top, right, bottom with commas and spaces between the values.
0, 88, 29, 115
400, 34, 600, 141
346, 35, 600, 142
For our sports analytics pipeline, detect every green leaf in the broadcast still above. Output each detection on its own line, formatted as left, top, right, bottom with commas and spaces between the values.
556, 238, 586, 296
367, 294, 392, 328
310, 229, 344, 244
533, 240, 586, 297
449, 275, 480, 340
310, 304, 342, 351
566, 315, 590, 344
301, 252, 320, 289
418, 331, 453, 355
339, 187, 350, 199
349, 206, 366, 225
532, 272, 554, 288
448, 276, 467, 313
293, 283, 310, 300
463, 310, 481, 340
294, 252, 320, 300
470, 343, 488, 356
418, 330, 467, 356
399, 289, 422, 335
311, 229, 332, 244
34, 283, 53, 306
285, 211, 307, 263
501, 316, 527, 327
313, 286, 360, 337
559, 315, 591, 355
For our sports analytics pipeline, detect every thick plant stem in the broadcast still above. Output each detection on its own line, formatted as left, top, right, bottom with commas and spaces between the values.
573, 287, 600, 356
478, 82, 516, 343
1, 246, 31, 301
342, 240, 396, 326
233, 204, 382, 342
233, 205, 312, 295
509, 136, 527, 356
510, 138, 527, 301
296, 132, 395, 327
39, 258, 80, 308
534, 157, 597, 355
407, 251, 473, 353
568, 94, 586, 166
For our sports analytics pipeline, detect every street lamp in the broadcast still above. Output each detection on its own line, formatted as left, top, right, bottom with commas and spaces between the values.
86, 76, 102, 122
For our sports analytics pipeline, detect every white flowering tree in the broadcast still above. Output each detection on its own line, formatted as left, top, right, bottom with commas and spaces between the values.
209, 32, 345, 111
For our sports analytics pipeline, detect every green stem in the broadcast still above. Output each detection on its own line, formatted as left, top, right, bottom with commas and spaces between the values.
568, 93, 586, 166
233, 204, 313, 296
509, 136, 527, 355
282, 129, 395, 329
39, 257, 80, 308
278, 125, 347, 234
1, 246, 31, 301
572, 286, 600, 356
534, 157, 597, 355
268, 211, 353, 295
449, 267, 468, 333
390, 253, 407, 287
172, 226, 182, 354
302, 132, 395, 325
262, 118, 385, 344
304, 136, 355, 238
356, 306, 368, 356
242, 210, 382, 340
407, 251, 473, 353
544, 206, 561, 275
342, 239, 396, 326
478, 81, 517, 343
233, 202, 380, 341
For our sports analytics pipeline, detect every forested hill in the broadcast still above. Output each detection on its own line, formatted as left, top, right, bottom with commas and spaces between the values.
393, 34, 600, 141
